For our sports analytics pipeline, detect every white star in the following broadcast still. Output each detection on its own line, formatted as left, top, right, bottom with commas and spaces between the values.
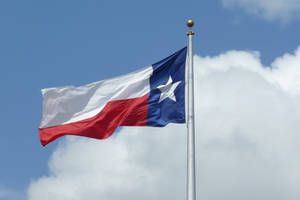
157, 76, 181, 103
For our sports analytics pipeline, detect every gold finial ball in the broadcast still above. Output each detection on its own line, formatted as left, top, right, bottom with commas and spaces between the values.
187, 20, 194, 28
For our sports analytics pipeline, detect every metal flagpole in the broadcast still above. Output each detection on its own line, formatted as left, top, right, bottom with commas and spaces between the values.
186, 19, 196, 200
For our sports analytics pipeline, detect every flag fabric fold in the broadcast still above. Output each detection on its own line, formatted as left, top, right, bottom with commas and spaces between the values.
39, 47, 187, 146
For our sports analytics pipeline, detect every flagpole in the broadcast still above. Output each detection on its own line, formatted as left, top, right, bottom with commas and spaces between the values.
186, 19, 196, 200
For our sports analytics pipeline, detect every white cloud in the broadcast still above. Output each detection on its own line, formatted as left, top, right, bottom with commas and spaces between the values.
28, 47, 300, 200
222, 0, 300, 22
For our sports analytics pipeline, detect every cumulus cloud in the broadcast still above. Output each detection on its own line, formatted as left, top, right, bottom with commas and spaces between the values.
221, 0, 300, 22
28, 46, 300, 200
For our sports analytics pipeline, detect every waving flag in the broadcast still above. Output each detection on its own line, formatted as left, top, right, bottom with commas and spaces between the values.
39, 47, 187, 146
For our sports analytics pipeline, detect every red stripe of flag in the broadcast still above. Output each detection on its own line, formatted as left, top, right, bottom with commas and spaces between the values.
39, 94, 148, 146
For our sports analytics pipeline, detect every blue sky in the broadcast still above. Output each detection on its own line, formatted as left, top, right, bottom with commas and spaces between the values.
1, 0, 300, 199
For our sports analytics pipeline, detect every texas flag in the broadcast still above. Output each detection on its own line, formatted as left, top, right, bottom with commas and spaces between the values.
39, 47, 187, 146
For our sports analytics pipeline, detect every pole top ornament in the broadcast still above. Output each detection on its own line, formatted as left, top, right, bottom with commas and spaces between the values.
187, 20, 194, 28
